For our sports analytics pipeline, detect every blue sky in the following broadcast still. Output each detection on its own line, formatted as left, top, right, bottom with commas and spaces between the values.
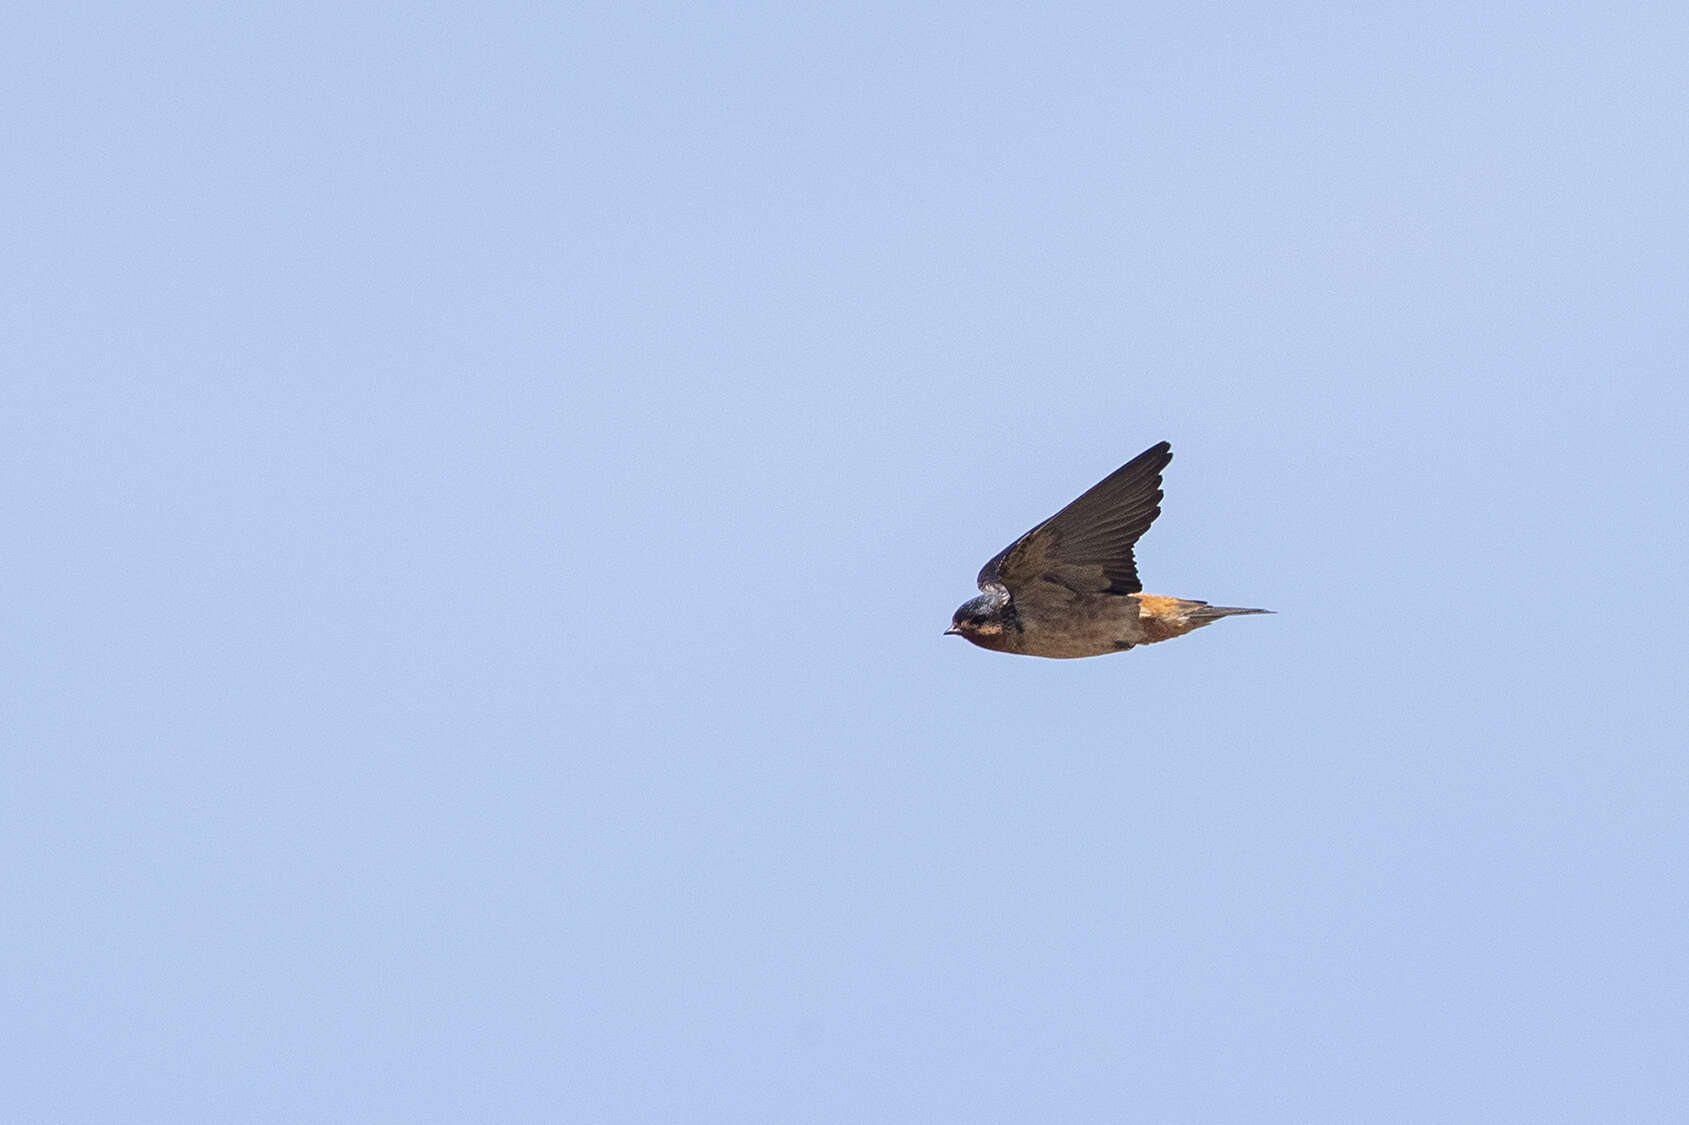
7, 3, 1689, 1121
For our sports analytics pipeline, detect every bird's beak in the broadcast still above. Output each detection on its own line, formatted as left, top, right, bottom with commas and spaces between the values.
943, 625, 961, 636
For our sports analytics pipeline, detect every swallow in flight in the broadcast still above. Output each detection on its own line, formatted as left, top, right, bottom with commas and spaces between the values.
946, 442, 1270, 658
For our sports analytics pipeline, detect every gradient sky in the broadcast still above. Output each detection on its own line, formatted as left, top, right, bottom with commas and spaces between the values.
7, 3, 1689, 1121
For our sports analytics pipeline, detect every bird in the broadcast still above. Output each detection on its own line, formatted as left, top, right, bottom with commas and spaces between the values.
945, 442, 1270, 658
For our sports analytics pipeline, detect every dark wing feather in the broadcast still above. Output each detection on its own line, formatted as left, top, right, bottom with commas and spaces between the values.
977, 441, 1172, 596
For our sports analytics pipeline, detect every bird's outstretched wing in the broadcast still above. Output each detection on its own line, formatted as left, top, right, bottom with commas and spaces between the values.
977, 441, 1172, 597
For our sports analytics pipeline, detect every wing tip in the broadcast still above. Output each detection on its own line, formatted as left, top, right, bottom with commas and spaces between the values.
1120, 441, 1172, 480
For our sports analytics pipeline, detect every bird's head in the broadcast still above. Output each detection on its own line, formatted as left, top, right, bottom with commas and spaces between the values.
945, 592, 1011, 643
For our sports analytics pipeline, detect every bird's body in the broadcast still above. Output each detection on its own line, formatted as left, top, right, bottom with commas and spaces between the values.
955, 591, 1267, 659
946, 442, 1269, 659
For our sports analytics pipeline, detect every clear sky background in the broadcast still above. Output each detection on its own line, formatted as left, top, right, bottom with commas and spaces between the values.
7, 3, 1689, 1121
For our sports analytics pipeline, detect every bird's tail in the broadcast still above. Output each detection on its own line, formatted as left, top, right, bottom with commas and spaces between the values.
1189, 604, 1273, 618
